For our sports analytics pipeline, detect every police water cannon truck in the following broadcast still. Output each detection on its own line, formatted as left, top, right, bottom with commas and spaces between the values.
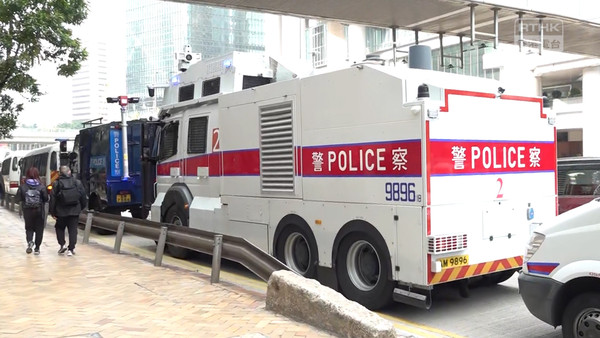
151, 49, 557, 310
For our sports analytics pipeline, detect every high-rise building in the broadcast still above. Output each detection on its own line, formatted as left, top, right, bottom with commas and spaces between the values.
125, 1, 266, 116
71, 40, 113, 122
71, 0, 126, 123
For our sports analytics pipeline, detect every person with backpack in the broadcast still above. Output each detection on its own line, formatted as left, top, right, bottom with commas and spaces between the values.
50, 165, 87, 256
16, 167, 49, 255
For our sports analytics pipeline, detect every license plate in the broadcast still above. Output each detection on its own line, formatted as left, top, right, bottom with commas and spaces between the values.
116, 194, 131, 203
438, 255, 469, 269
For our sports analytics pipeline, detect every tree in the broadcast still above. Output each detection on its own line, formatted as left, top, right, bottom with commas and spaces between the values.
56, 120, 83, 129
0, 0, 88, 138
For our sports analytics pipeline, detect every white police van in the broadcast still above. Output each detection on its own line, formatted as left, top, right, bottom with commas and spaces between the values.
519, 198, 600, 338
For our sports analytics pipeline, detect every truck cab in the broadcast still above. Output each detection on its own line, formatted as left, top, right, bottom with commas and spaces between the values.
76, 119, 162, 219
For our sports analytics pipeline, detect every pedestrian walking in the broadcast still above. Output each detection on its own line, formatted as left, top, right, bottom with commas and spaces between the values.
16, 167, 49, 255
50, 165, 87, 256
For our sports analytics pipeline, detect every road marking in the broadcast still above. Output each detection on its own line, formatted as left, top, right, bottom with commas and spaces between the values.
379, 313, 464, 338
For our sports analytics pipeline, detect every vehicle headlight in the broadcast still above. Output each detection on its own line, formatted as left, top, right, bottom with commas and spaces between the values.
524, 232, 545, 262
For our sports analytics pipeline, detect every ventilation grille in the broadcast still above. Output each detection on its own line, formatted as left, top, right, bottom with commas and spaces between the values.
428, 234, 468, 254
187, 116, 208, 154
260, 103, 294, 192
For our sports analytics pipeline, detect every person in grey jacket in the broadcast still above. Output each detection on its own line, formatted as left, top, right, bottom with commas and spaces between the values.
50, 165, 87, 256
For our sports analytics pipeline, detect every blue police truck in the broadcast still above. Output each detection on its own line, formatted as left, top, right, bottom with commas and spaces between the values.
71, 118, 161, 219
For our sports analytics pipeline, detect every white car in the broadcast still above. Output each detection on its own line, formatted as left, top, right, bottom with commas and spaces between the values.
519, 198, 600, 338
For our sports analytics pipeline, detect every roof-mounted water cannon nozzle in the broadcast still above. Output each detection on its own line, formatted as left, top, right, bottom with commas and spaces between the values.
176, 44, 202, 72
417, 84, 429, 99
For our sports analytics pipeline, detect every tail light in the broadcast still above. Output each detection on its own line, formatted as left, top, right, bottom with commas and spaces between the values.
524, 232, 545, 262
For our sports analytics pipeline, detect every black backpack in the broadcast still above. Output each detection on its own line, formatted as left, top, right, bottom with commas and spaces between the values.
23, 186, 42, 209
57, 179, 80, 206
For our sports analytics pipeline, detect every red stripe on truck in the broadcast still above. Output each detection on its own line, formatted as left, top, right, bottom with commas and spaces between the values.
429, 140, 555, 176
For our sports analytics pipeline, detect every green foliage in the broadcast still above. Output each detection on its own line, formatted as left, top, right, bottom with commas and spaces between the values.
56, 120, 83, 129
569, 87, 582, 97
0, 0, 88, 138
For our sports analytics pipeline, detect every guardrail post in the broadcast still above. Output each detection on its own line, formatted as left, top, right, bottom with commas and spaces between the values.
10, 196, 15, 211
113, 221, 125, 254
154, 226, 168, 267
210, 234, 223, 284
83, 212, 94, 244
1, 194, 4, 207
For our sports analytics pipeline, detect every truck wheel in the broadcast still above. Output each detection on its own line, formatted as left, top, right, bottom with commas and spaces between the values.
336, 232, 394, 310
164, 207, 191, 259
130, 207, 149, 220
275, 224, 318, 279
562, 292, 600, 338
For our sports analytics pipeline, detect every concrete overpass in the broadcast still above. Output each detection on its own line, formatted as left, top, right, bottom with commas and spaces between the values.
166, 0, 600, 58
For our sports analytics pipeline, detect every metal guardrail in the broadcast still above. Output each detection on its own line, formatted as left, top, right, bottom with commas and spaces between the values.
78, 211, 290, 282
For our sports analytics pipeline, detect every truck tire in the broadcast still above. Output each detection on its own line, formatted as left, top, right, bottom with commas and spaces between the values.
335, 232, 394, 310
275, 224, 318, 279
562, 292, 600, 338
164, 207, 191, 259
130, 206, 149, 220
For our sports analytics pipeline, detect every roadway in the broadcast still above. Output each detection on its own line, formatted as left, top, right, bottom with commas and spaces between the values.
380, 276, 561, 338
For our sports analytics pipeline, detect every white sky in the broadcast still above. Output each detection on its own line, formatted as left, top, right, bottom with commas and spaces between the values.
19, 64, 73, 126
18, 0, 125, 127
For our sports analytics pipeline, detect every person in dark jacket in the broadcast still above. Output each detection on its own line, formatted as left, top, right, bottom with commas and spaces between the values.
16, 167, 49, 255
50, 165, 87, 256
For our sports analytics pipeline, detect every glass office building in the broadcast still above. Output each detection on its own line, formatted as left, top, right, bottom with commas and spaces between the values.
126, 0, 265, 115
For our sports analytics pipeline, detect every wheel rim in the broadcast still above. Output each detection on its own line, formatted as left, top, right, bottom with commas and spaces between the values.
284, 232, 311, 275
574, 307, 600, 337
346, 240, 380, 291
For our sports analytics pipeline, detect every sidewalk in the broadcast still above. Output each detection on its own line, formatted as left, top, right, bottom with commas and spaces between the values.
0, 206, 334, 337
